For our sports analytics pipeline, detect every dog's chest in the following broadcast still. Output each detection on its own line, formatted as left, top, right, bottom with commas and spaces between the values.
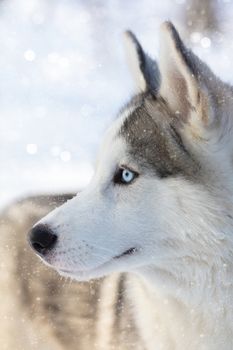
127, 275, 233, 350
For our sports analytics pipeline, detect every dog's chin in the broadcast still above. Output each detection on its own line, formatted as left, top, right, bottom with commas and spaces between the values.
57, 266, 110, 281
42, 247, 139, 281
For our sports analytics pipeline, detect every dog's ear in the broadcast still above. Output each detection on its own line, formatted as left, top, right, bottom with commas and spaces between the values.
124, 30, 160, 92
158, 22, 218, 131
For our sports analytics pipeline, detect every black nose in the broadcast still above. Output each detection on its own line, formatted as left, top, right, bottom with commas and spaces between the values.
28, 224, 57, 255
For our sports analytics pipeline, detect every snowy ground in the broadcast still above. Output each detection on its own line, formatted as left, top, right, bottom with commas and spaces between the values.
1, 0, 233, 209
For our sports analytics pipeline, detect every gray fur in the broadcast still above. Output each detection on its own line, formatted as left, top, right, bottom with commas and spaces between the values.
120, 92, 200, 179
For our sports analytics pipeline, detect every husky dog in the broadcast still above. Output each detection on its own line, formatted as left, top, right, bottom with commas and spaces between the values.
4, 21, 233, 349
28, 21, 233, 349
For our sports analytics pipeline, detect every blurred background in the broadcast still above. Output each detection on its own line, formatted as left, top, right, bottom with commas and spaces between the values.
0, 0, 232, 208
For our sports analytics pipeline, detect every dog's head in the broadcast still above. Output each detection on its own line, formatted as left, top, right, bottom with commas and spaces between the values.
29, 23, 233, 292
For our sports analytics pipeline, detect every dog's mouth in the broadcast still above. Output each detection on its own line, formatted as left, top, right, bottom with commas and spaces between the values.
57, 247, 138, 275
114, 247, 137, 259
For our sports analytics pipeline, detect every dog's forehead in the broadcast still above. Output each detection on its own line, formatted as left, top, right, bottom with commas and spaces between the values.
101, 93, 145, 151
98, 92, 199, 180
116, 93, 199, 179
96, 116, 128, 170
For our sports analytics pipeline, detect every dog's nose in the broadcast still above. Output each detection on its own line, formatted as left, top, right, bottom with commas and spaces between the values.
28, 224, 57, 255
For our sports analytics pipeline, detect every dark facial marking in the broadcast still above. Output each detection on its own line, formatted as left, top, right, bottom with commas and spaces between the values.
120, 93, 200, 179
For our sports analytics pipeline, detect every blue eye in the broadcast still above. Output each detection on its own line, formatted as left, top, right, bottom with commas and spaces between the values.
122, 169, 134, 183
113, 167, 139, 185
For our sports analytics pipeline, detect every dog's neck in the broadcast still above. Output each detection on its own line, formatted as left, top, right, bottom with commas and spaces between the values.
128, 258, 233, 350
128, 194, 233, 350
144, 192, 233, 301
